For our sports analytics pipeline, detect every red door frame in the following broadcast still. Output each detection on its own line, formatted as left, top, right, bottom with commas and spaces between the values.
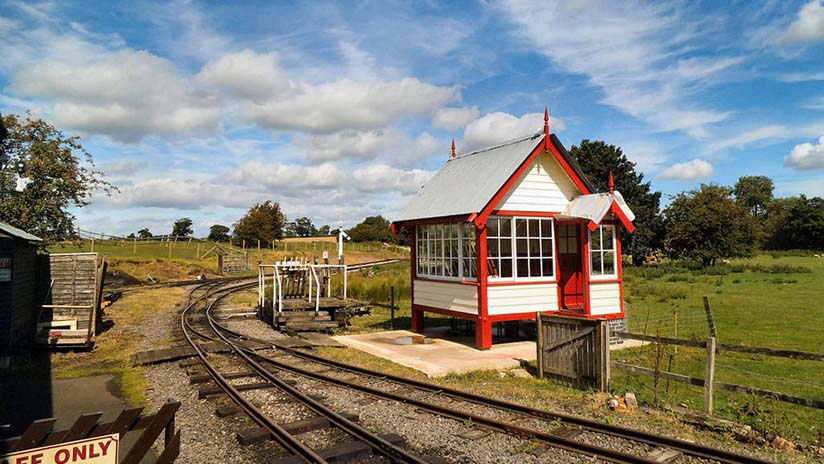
557, 221, 584, 311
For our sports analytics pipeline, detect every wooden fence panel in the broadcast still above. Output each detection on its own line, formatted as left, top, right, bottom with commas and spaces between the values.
537, 315, 609, 391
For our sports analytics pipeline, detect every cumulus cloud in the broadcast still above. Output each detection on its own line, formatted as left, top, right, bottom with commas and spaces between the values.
706, 125, 789, 153
351, 164, 434, 195
656, 159, 714, 180
432, 106, 480, 131
196, 49, 291, 101
463, 112, 565, 150
781, 1, 824, 44
101, 160, 147, 177
498, 1, 738, 138
245, 77, 459, 134
298, 128, 442, 166
784, 136, 824, 170
10, 49, 222, 142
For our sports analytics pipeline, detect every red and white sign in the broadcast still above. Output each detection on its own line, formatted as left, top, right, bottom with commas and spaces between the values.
0, 257, 11, 282
1, 434, 118, 464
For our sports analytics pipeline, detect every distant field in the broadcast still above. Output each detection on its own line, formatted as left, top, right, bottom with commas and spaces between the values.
617, 254, 824, 442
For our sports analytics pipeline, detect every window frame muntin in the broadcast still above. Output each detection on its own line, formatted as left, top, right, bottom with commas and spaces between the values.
487, 215, 556, 282
415, 223, 477, 282
588, 223, 618, 280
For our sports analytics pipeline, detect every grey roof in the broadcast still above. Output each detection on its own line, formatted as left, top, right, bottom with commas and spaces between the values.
563, 192, 635, 223
393, 132, 545, 223
0, 221, 43, 242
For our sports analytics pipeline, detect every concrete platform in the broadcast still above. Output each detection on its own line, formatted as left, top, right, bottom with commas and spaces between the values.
333, 329, 536, 377
333, 330, 649, 378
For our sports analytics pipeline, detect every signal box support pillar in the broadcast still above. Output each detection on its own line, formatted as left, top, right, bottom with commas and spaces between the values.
411, 308, 424, 333
476, 317, 492, 350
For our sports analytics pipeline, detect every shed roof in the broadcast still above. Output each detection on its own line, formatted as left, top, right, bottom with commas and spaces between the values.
393, 132, 595, 224
0, 221, 43, 243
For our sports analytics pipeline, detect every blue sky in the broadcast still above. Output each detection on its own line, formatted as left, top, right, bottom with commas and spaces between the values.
1, 0, 823, 236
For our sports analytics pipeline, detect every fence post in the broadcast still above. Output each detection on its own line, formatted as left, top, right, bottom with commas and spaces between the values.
132, 237, 136, 256
257, 240, 261, 255
390, 286, 396, 330
596, 319, 610, 392
168, 240, 172, 259
705, 336, 717, 415
91, 238, 95, 253
536, 312, 543, 379
196, 242, 200, 259
703, 296, 717, 338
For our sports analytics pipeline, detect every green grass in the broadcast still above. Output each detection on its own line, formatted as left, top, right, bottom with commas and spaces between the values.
617, 255, 824, 443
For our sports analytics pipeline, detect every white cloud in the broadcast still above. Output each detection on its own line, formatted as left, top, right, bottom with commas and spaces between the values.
778, 71, 824, 82
706, 125, 789, 153
196, 49, 290, 101
657, 159, 714, 180
9, 49, 222, 142
462, 112, 565, 150
804, 97, 824, 111
245, 77, 459, 134
781, 1, 824, 44
351, 164, 434, 195
297, 128, 442, 166
432, 106, 480, 131
499, 1, 737, 138
101, 160, 147, 177
784, 136, 824, 170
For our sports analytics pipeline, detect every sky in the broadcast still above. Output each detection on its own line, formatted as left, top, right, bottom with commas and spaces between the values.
1, 0, 823, 237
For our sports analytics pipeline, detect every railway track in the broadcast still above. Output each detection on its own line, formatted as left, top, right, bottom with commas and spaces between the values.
183, 280, 776, 464
181, 279, 429, 463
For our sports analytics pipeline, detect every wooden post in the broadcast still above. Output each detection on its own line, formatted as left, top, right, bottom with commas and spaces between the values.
390, 286, 396, 330
673, 308, 679, 355
257, 240, 261, 255
536, 312, 543, 379
168, 240, 172, 258
703, 296, 717, 338
705, 336, 717, 415
242, 239, 246, 251
596, 319, 610, 392
196, 242, 201, 259
91, 238, 95, 253
133, 237, 137, 256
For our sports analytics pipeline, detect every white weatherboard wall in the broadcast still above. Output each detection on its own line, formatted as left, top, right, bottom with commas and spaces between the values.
487, 283, 558, 315
496, 153, 579, 213
414, 280, 478, 315
589, 282, 621, 316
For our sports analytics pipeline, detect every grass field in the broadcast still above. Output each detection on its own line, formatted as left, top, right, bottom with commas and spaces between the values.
341, 254, 824, 445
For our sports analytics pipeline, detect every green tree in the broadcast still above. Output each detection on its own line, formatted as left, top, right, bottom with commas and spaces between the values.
172, 217, 193, 237
569, 140, 663, 264
733, 175, 774, 218
293, 217, 316, 237
663, 184, 756, 266
233, 200, 286, 246
126, 232, 136, 239
207, 224, 231, 242
0, 113, 115, 243
137, 228, 152, 239
766, 195, 824, 250
316, 224, 331, 236
346, 215, 393, 242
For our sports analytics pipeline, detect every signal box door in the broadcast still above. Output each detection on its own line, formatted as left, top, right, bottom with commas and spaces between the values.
557, 223, 584, 311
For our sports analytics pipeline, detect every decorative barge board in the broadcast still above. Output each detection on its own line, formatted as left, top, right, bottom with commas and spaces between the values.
392, 108, 636, 349
0, 221, 42, 365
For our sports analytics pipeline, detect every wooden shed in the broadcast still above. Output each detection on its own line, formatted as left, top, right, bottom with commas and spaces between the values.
0, 221, 42, 361
391, 109, 636, 349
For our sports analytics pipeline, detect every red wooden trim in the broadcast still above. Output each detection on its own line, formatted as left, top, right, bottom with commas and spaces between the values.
489, 311, 551, 322
581, 222, 591, 317
410, 226, 421, 332
487, 280, 556, 286
547, 137, 592, 195
491, 210, 560, 217
477, 225, 491, 349
589, 278, 621, 284
616, 227, 625, 318
413, 303, 478, 320
476, 139, 544, 227
610, 203, 636, 233
554, 221, 562, 309
556, 310, 624, 321
393, 214, 472, 227
414, 277, 479, 286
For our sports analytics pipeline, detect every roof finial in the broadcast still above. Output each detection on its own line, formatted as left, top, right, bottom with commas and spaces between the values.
608, 170, 615, 194
450, 138, 456, 159
544, 106, 550, 150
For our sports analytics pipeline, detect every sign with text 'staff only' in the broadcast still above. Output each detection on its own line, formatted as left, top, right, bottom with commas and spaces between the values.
1, 434, 118, 464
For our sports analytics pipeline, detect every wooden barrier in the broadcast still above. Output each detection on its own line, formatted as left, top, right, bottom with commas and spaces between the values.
536, 315, 609, 391
1, 399, 181, 464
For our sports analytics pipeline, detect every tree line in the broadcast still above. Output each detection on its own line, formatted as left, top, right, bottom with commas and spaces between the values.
2, 114, 821, 265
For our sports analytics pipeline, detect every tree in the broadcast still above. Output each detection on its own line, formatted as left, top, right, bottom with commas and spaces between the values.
233, 200, 286, 246
733, 176, 774, 218
569, 140, 663, 264
766, 196, 824, 250
172, 217, 193, 237
663, 184, 756, 266
316, 224, 331, 236
293, 217, 316, 237
346, 216, 393, 242
138, 228, 152, 239
208, 224, 230, 242
0, 113, 115, 243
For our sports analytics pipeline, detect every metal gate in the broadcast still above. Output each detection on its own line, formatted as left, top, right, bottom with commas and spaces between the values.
536, 314, 609, 391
